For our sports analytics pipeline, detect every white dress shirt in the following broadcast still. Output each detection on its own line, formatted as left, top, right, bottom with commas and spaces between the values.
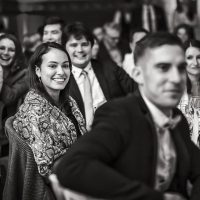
122, 52, 135, 79
141, 92, 177, 191
72, 63, 107, 113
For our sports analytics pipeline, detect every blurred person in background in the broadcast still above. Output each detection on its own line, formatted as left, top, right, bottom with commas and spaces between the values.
23, 31, 42, 63
172, 0, 198, 32
178, 39, 200, 148
0, 33, 28, 143
131, 0, 168, 32
98, 21, 128, 67
42, 16, 66, 46
174, 23, 195, 48
122, 28, 148, 78
115, 0, 167, 35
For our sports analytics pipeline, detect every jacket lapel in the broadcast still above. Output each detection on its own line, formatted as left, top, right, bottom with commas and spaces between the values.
69, 75, 85, 117
170, 126, 190, 192
92, 60, 110, 100
135, 91, 158, 187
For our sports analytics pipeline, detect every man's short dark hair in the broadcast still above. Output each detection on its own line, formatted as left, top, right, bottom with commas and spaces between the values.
43, 16, 65, 28
64, 22, 94, 46
42, 16, 66, 45
134, 32, 184, 65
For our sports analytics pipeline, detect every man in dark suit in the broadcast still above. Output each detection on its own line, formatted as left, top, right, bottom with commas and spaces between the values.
53, 32, 200, 200
130, 0, 167, 32
64, 22, 136, 130
97, 22, 129, 67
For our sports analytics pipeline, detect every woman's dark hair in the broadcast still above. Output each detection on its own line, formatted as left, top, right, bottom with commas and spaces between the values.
29, 42, 72, 106
176, 0, 196, 21
0, 33, 26, 71
185, 39, 200, 94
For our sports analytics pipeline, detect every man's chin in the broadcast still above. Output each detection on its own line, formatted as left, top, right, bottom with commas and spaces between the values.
164, 100, 180, 109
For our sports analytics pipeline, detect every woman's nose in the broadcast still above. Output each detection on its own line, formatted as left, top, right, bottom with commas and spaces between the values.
76, 45, 83, 52
193, 58, 198, 65
3, 48, 9, 54
56, 65, 64, 74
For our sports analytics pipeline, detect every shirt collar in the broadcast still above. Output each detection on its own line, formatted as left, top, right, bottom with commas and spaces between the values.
141, 92, 172, 128
72, 62, 92, 78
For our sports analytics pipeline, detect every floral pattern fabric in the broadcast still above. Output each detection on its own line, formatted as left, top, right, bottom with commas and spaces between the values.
178, 93, 200, 148
13, 89, 86, 176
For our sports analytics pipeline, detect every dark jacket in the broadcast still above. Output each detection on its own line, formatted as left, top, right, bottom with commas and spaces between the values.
55, 92, 200, 200
69, 59, 136, 118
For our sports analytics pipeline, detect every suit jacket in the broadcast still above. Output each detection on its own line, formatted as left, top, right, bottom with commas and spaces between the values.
55, 91, 200, 200
97, 41, 130, 66
69, 59, 136, 117
3, 116, 55, 200
131, 4, 167, 31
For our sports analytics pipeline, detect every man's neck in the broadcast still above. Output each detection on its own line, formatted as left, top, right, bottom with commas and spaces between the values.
140, 90, 172, 117
72, 62, 91, 70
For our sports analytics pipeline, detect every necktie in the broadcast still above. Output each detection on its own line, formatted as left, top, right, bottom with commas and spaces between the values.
81, 70, 94, 131
155, 115, 181, 191
147, 6, 152, 32
156, 126, 176, 191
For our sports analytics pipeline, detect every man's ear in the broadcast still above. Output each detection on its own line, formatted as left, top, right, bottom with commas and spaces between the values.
132, 66, 144, 85
35, 65, 41, 78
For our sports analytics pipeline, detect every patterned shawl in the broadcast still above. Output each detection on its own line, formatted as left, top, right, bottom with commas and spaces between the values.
13, 89, 86, 176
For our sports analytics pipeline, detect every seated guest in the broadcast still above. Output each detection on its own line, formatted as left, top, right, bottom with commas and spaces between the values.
0, 32, 28, 200
122, 28, 148, 78
172, 0, 198, 31
13, 42, 86, 176
98, 21, 128, 67
54, 33, 200, 200
122, 0, 167, 33
23, 31, 42, 63
42, 16, 66, 46
178, 39, 200, 148
174, 23, 195, 48
64, 22, 136, 131
0, 33, 28, 142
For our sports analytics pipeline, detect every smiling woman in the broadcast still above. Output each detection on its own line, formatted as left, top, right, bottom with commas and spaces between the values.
178, 39, 200, 148
12, 42, 86, 178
